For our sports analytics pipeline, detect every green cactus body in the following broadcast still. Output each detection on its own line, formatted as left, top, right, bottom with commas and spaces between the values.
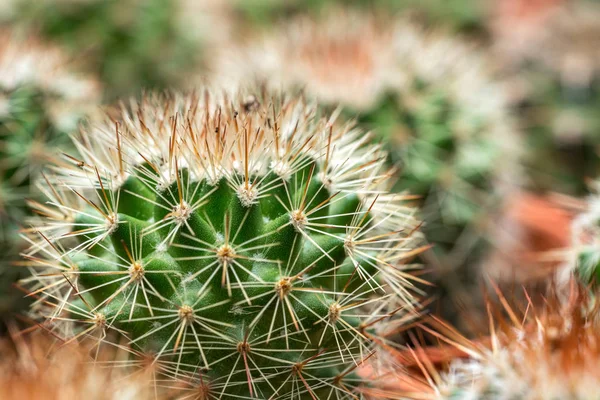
25, 92, 421, 398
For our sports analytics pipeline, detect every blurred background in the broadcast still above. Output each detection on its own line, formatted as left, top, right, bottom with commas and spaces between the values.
0, 0, 596, 337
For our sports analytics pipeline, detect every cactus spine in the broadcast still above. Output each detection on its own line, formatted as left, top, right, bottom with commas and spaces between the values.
23, 91, 422, 398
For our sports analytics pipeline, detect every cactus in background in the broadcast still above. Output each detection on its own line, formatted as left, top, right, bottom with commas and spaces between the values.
22, 91, 422, 398
492, 0, 600, 195
383, 25, 519, 275
12, 0, 207, 99
229, 0, 486, 33
0, 31, 99, 331
406, 284, 600, 400
210, 12, 396, 112
210, 12, 520, 330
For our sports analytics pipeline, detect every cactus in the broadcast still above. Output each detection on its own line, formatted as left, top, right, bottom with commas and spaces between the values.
493, 0, 600, 195
0, 330, 152, 400
12, 0, 206, 99
22, 91, 422, 398
0, 31, 100, 205
383, 27, 519, 270
0, 31, 99, 331
210, 13, 520, 329
570, 188, 600, 289
410, 284, 600, 400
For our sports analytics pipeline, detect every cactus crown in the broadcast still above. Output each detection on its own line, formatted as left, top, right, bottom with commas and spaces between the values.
25, 91, 421, 398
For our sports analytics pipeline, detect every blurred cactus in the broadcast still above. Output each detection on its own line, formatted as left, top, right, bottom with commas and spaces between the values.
21, 91, 423, 398
409, 284, 600, 400
366, 22, 519, 333
0, 31, 99, 331
210, 12, 520, 329
492, 0, 600, 195
11, 0, 214, 99
0, 330, 152, 400
384, 25, 519, 269
570, 187, 600, 288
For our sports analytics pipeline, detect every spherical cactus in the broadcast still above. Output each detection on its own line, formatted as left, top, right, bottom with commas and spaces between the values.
209, 12, 520, 330
0, 31, 99, 331
23, 91, 422, 398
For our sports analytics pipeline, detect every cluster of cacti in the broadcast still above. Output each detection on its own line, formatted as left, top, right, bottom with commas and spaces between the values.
4, 2, 600, 399
493, 0, 600, 195
210, 12, 520, 328
11, 0, 206, 99
21, 90, 423, 398
0, 30, 99, 329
